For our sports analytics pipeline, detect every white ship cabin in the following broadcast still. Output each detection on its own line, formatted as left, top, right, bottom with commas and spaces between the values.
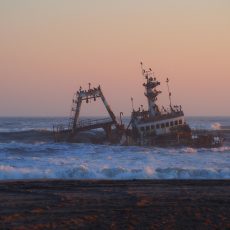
137, 115, 185, 136
134, 63, 187, 137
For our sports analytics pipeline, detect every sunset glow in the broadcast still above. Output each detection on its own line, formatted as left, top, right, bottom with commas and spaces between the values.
0, 0, 229, 116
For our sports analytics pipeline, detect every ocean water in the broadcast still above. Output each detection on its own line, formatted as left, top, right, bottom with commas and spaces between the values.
0, 116, 229, 180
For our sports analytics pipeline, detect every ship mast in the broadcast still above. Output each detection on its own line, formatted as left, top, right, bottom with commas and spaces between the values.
166, 78, 172, 111
141, 62, 161, 117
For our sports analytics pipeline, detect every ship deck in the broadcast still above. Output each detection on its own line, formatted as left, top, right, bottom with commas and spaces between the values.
136, 111, 184, 124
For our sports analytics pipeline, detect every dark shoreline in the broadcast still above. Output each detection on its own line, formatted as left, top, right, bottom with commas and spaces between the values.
0, 179, 229, 229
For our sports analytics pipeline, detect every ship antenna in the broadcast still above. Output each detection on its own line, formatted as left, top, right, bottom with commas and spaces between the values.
131, 97, 134, 111
140, 61, 145, 77
166, 78, 172, 110
88, 82, 91, 103
140, 61, 143, 70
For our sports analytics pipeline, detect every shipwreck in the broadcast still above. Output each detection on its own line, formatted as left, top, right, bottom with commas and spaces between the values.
53, 63, 223, 148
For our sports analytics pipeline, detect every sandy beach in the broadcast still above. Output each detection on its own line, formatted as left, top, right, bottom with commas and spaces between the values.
0, 179, 229, 229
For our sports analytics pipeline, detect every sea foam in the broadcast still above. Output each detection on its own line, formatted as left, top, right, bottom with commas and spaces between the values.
0, 117, 229, 180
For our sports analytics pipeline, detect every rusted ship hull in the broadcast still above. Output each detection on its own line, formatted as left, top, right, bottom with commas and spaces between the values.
122, 131, 224, 148
54, 126, 224, 148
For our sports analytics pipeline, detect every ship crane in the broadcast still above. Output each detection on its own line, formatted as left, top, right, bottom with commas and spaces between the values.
53, 85, 123, 142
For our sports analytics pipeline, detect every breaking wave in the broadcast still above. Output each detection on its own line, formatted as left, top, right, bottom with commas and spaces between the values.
0, 143, 229, 180
0, 164, 229, 180
0, 130, 54, 144
0, 129, 105, 144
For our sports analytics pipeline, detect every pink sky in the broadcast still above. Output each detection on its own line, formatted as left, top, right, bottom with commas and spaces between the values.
0, 0, 229, 116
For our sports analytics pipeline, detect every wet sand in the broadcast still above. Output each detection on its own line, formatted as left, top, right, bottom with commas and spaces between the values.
0, 180, 229, 229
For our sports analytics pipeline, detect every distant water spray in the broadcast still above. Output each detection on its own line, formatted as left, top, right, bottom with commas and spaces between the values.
211, 123, 221, 130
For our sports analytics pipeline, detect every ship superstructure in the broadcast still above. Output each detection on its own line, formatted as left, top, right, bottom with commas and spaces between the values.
129, 63, 190, 145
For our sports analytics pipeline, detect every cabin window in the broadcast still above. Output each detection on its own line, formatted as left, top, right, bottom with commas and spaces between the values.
166, 122, 169, 127
156, 124, 160, 129
151, 125, 155, 129
146, 126, 150, 131
179, 119, 182, 125
175, 120, 178, 126
161, 123, 165, 128
170, 121, 174, 127
140, 127, 145, 131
